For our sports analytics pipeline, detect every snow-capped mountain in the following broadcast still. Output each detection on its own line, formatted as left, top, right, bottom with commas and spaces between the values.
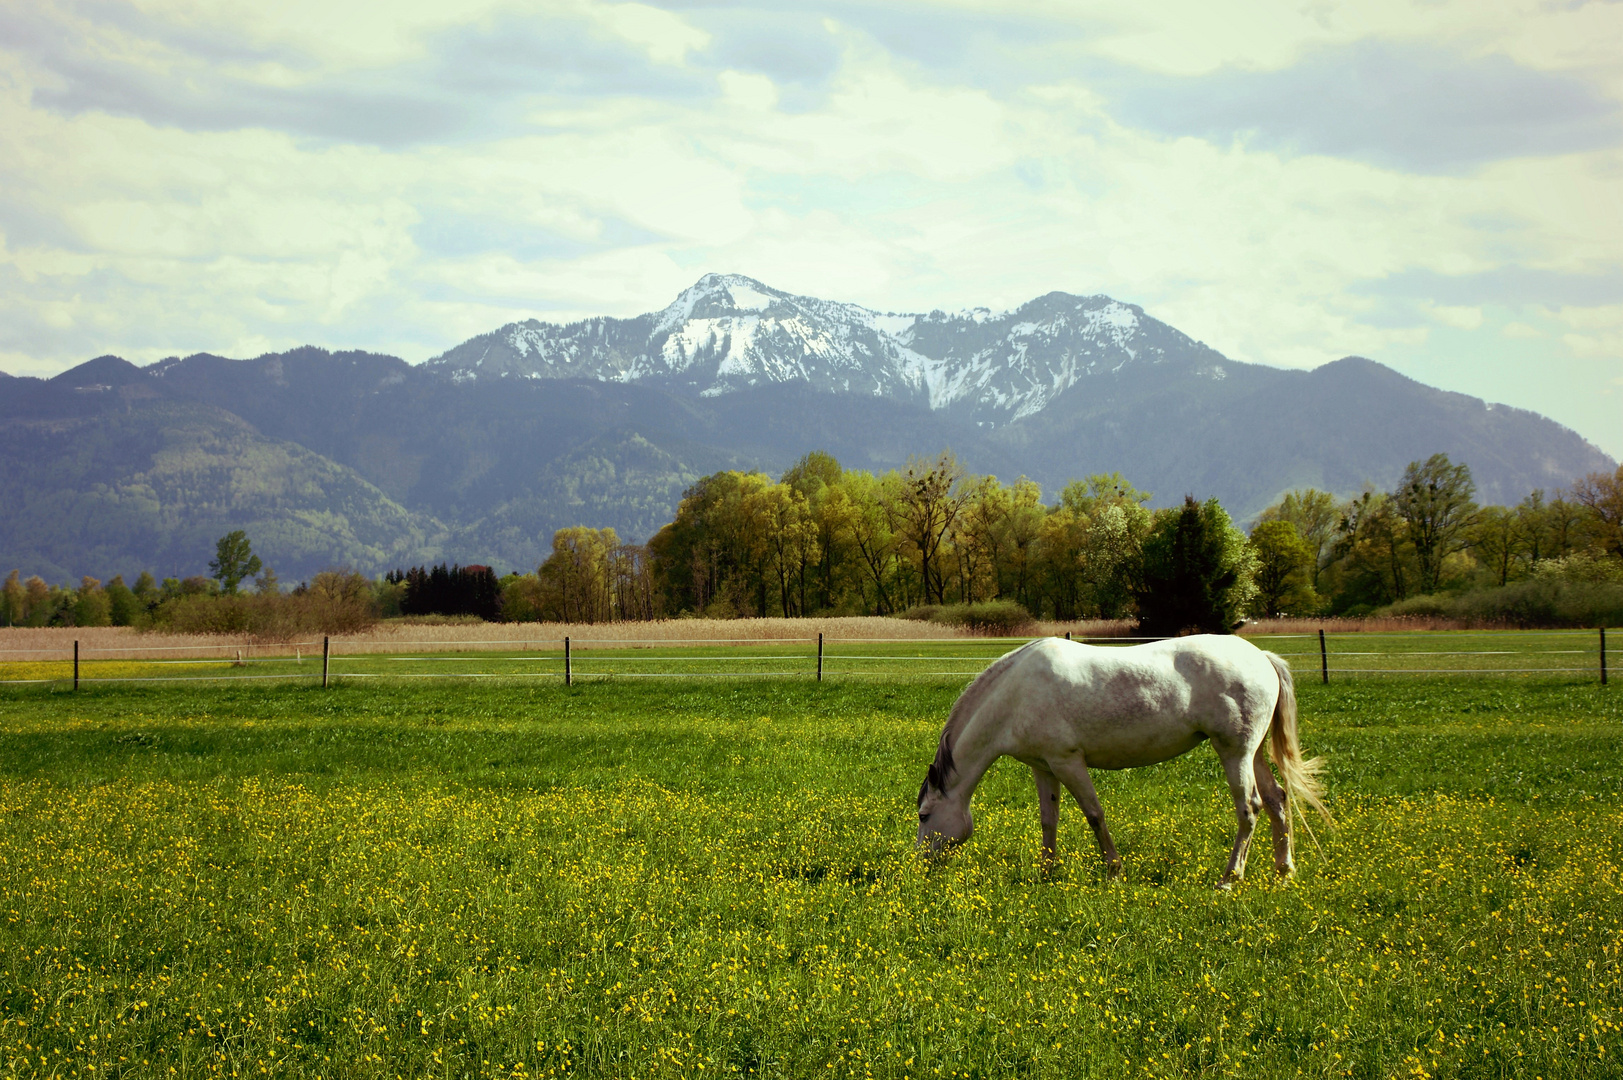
425, 274, 1231, 424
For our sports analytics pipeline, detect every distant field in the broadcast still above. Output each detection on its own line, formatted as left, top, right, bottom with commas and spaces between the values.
0, 659, 1619, 1077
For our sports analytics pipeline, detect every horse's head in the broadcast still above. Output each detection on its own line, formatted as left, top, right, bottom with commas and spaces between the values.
916, 770, 972, 852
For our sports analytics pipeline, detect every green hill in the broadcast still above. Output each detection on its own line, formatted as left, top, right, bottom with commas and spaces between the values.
0, 392, 448, 582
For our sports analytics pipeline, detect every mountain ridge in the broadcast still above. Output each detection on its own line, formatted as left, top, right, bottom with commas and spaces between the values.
1, 274, 1613, 580
424, 273, 1227, 424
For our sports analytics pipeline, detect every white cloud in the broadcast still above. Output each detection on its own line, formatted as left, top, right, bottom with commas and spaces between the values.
1426, 304, 1485, 331
596, 2, 710, 65
1554, 305, 1623, 360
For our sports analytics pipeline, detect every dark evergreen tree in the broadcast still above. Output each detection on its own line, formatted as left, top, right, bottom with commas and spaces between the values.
399, 563, 502, 620
1133, 496, 1257, 635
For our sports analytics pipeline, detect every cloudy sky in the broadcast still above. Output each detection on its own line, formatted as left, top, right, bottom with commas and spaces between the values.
2, 0, 1620, 455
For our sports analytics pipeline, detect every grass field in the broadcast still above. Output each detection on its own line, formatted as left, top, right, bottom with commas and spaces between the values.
0, 647, 1620, 1077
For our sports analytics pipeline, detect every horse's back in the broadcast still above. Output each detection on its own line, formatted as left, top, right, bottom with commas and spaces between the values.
988, 635, 1280, 768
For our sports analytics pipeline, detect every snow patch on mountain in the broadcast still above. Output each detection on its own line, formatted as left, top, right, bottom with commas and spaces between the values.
425, 274, 1212, 425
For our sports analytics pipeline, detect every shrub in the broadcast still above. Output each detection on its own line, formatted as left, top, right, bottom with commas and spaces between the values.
1381, 594, 1456, 619
153, 572, 379, 639
900, 600, 1035, 635
1378, 576, 1623, 628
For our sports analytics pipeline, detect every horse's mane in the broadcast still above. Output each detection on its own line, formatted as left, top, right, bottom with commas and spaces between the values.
919, 638, 1044, 804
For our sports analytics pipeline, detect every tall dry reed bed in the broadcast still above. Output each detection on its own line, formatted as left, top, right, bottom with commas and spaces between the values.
327, 617, 1015, 655
0, 626, 311, 663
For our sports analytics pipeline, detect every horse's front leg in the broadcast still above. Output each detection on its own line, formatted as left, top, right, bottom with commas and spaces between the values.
1048, 755, 1122, 879
1032, 765, 1060, 865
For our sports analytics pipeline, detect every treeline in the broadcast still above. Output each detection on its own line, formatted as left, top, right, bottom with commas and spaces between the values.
0, 566, 379, 635
0, 529, 380, 635
1256, 454, 1623, 625
509, 449, 1623, 629
7, 453, 1622, 634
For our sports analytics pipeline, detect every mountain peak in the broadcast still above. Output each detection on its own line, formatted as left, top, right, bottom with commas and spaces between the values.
49, 355, 146, 387
654, 273, 791, 332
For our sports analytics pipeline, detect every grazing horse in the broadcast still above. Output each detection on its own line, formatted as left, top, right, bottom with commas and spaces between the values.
916, 635, 1329, 886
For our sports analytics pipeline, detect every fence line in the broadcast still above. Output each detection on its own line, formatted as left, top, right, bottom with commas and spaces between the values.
0, 628, 1612, 687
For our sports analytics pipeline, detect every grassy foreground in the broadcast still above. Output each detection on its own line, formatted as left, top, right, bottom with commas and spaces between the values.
0, 675, 1619, 1078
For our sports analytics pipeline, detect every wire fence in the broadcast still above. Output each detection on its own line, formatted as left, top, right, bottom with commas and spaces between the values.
0, 628, 1613, 688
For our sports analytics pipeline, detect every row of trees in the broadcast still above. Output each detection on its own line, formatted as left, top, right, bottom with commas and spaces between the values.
511, 450, 1621, 628
7, 456, 1621, 632
384, 564, 503, 622
1251, 454, 1623, 617
0, 531, 371, 633
641, 452, 1158, 622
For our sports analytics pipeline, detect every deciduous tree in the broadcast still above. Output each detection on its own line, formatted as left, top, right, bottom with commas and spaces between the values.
888, 451, 969, 605
840, 470, 900, 614
1391, 454, 1477, 593
105, 575, 144, 627
1, 571, 22, 627
209, 530, 262, 595
1573, 465, 1623, 559
22, 576, 50, 627
1470, 506, 1526, 587
1257, 489, 1338, 590
540, 528, 620, 622
1248, 520, 1316, 617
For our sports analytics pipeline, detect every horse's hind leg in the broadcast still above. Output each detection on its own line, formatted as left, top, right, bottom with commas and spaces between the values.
1217, 747, 1262, 888
1048, 755, 1122, 879
1032, 766, 1061, 865
1253, 747, 1293, 876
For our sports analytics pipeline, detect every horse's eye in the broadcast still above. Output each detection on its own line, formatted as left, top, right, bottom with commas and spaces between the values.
918, 812, 931, 822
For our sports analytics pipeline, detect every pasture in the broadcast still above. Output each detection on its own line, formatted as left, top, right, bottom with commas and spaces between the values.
0, 642, 1619, 1077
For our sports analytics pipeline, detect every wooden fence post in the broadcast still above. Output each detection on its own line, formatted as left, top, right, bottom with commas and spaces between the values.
1603, 627, 1608, 686
565, 636, 572, 687
1318, 628, 1329, 685
73, 640, 79, 691
817, 633, 824, 682
322, 636, 330, 688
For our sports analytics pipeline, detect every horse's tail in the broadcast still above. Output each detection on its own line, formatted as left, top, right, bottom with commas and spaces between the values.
1265, 651, 1331, 824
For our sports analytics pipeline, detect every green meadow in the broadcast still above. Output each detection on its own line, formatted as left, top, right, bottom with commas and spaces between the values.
0, 639, 1619, 1077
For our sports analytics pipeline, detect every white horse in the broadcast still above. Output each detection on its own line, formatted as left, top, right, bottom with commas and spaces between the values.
916, 635, 1329, 885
